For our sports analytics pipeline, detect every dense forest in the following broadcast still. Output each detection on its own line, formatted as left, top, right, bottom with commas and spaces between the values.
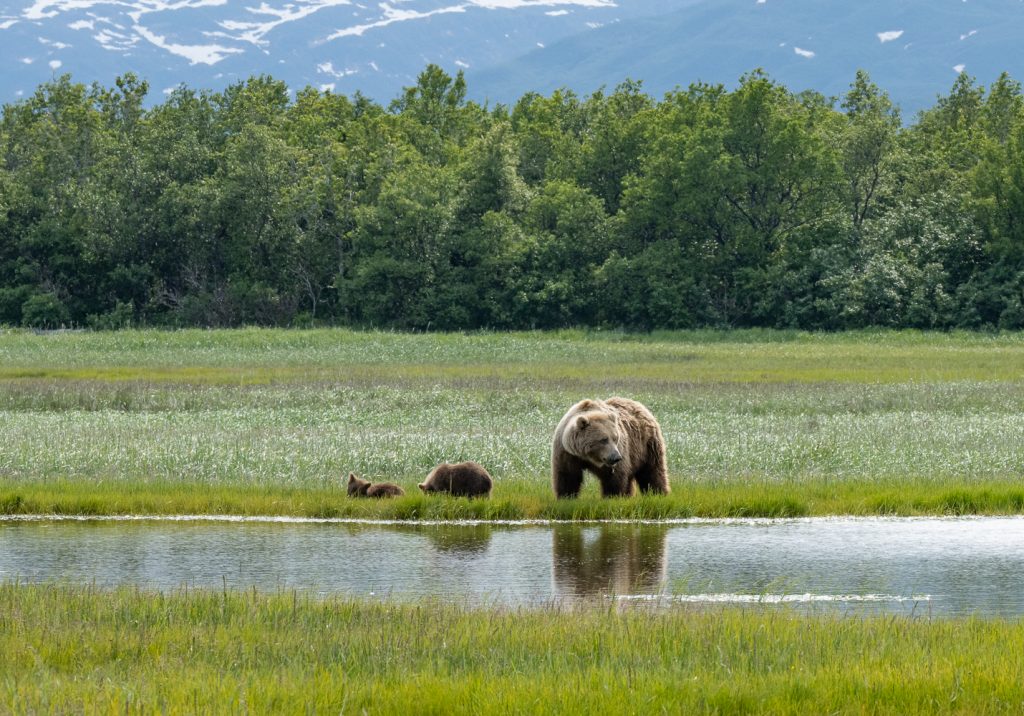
2, 66, 1024, 330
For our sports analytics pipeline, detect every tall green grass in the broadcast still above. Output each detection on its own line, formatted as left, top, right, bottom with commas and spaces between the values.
3, 328, 1024, 517
2, 583, 1023, 714
6, 477, 1024, 518
4, 327, 1024, 382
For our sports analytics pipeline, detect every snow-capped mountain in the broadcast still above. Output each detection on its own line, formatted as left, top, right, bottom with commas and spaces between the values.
1, 0, 1021, 115
473, 0, 1024, 117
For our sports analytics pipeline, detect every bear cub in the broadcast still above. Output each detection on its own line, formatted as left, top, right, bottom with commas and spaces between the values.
347, 472, 405, 498
419, 461, 493, 498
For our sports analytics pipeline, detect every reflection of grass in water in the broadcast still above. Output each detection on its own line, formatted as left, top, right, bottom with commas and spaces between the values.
4, 582, 1024, 713
4, 328, 1024, 518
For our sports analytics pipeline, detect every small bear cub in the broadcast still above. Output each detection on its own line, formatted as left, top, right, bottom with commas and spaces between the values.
419, 461, 493, 498
347, 472, 405, 498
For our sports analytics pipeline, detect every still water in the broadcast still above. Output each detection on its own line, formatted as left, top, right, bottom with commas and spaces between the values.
2, 516, 1024, 616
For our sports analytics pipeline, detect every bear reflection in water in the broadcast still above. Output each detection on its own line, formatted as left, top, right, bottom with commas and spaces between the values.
423, 523, 494, 554
552, 524, 668, 599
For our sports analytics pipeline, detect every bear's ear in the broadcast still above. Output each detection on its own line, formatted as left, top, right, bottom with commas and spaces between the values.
348, 472, 357, 483
577, 399, 596, 411
576, 415, 589, 430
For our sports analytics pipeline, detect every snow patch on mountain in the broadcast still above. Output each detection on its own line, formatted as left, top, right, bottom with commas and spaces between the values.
472, 0, 613, 8
323, 0, 613, 42
40, 36, 72, 48
95, 28, 139, 51
216, 0, 354, 48
317, 60, 357, 77
133, 23, 243, 64
324, 3, 466, 41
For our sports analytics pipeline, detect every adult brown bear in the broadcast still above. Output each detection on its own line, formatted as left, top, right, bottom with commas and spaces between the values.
551, 397, 670, 498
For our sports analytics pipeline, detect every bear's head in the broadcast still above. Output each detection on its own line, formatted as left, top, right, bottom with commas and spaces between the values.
418, 464, 447, 493
569, 410, 623, 468
347, 472, 371, 496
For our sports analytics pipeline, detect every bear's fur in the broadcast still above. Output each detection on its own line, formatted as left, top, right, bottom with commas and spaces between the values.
347, 472, 405, 498
551, 397, 671, 498
419, 461, 493, 498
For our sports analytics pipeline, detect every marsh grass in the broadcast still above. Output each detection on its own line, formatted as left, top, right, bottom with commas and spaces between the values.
5, 477, 1024, 519
4, 327, 1024, 383
3, 329, 1024, 518
3, 583, 1024, 714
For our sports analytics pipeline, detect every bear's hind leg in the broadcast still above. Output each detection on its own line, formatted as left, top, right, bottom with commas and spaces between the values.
637, 441, 671, 495
634, 465, 655, 493
635, 463, 667, 493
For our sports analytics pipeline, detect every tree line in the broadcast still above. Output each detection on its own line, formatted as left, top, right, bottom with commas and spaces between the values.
2, 66, 1024, 330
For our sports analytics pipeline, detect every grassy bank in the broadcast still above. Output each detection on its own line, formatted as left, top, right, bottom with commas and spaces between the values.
3, 583, 1023, 713
4, 478, 1024, 519
3, 328, 1024, 518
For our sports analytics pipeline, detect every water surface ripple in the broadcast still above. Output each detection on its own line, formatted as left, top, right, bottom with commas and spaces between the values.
2, 516, 1023, 616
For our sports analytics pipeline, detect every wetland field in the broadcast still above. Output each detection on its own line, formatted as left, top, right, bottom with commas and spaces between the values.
5, 328, 1024, 713
2, 328, 1024, 518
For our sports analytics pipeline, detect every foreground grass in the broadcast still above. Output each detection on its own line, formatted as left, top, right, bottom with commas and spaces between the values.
2, 583, 1023, 714
3, 328, 1024, 518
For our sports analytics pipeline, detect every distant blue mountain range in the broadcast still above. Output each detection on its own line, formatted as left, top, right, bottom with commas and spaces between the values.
1, 0, 1021, 116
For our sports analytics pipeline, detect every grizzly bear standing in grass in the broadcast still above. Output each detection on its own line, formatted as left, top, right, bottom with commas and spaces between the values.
551, 397, 670, 498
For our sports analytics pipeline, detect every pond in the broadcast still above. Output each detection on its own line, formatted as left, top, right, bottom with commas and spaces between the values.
2, 516, 1024, 616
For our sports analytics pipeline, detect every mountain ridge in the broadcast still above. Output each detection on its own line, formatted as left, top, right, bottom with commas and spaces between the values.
1, 0, 1021, 114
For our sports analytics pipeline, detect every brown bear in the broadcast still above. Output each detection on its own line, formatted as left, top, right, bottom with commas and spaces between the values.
419, 461, 493, 498
551, 397, 671, 498
347, 472, 405, 498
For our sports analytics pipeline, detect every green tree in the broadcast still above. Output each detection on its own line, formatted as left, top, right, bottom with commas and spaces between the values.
841, 70, 901, 231
510, 89, 587, 185
576, 80, 653, 214
348, 155, 457, 328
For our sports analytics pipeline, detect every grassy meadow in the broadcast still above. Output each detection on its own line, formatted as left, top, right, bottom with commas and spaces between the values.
3, 583, 1023, 714
3, 328, 1024, 518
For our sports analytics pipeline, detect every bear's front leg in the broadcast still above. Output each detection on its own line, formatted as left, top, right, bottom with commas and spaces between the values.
553, 454, 585, 498
595, 465, 634, 498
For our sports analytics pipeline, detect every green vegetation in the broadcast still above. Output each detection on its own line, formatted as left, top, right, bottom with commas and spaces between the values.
3, 329, 1021, 711
3, 328, 1024, 518
2, 583, 1023, 713
4, 67, 1024, 331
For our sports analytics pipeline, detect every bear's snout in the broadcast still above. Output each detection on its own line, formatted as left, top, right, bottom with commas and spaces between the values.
606, 451, 623, 465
